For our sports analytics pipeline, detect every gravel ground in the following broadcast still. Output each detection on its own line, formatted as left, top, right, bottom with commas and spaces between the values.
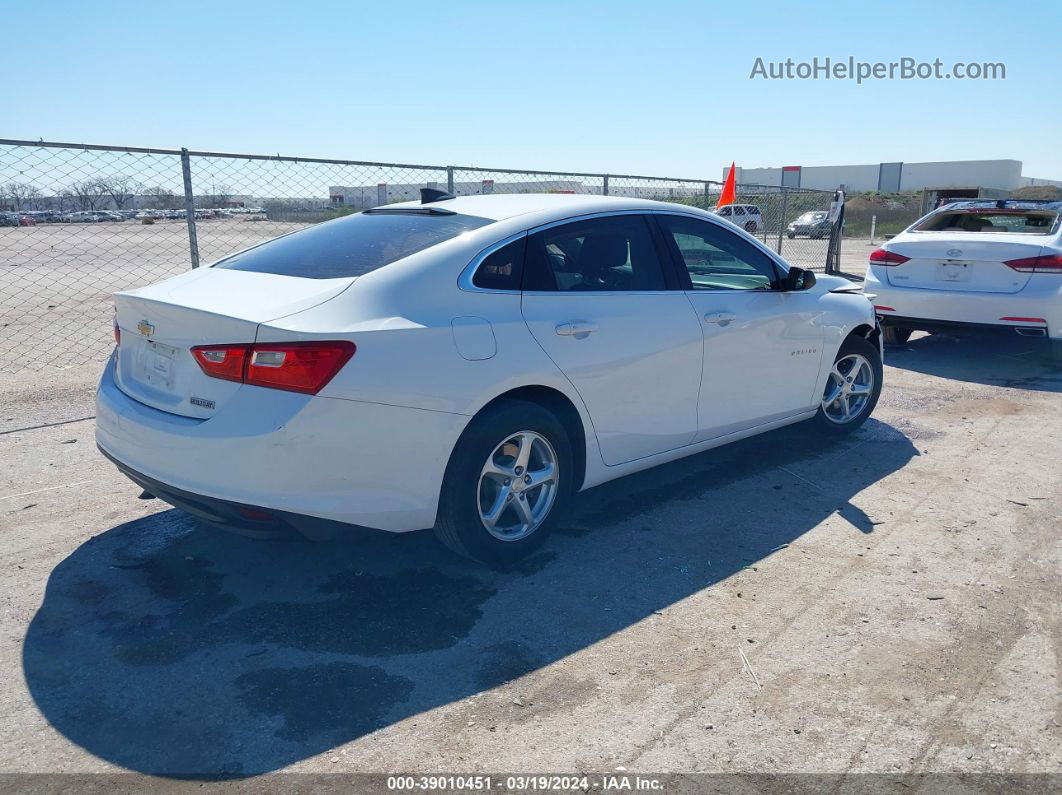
1, 326, 1060, 786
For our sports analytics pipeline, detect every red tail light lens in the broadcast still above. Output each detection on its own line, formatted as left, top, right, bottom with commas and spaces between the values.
869, 248, 910, 266
191, 343, 250, 383
1003, 254, 1062, 274
191, 341, 355, 394
245, 341, 356, 394
113, 316, 121, 346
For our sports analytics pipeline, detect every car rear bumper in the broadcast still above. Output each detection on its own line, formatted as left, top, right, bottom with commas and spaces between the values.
95, 356, 468, 534
866, 271, 1062, 339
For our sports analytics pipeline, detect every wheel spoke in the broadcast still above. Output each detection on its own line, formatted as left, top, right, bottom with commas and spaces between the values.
849, 383, 871, 396
514, 433, 533, 472
840, 394, 851, 420
823, 381, 844, 406
511, 494, 534, 527
482, 459, 515, 481
481, 485, 511, 529
524, 463, 555, 490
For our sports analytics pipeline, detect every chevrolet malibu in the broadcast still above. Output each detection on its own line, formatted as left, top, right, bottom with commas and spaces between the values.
97, 192, 883, 564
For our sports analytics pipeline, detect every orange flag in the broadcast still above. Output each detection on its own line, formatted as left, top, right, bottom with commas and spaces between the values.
717, 162, 736, 208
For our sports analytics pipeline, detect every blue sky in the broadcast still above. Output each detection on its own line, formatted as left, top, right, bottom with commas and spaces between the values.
4, 0, 1060, 179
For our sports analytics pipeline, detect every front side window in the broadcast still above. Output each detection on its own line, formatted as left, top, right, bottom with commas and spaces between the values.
215, 209, 494, 279
523, 215, 667, 292
657, 215, 780, 291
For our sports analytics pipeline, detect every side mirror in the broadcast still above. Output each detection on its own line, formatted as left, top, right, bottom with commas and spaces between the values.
784, 267, 816, 291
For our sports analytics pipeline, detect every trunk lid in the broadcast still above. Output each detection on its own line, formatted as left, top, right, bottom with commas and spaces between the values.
883, 235, 1043, 294
113, 268, 354, 418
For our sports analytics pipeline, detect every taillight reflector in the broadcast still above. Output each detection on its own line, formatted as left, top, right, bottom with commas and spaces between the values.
869, 248, 910, 267
999, 316, 1047, 323
113, 317, 121, 346
874, 305, 896, 312
1003, 254, 1062, 274
191, 341, 355, 394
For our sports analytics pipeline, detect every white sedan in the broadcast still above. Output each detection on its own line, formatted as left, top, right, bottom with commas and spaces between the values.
865, 199, 1062, 361
97, 192, 882, 564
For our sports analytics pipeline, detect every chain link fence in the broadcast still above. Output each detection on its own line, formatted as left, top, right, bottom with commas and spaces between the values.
0, 139, 835, 375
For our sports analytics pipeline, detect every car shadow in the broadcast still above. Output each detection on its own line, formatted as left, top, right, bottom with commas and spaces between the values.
23, 418, 916, 778
885, 330, 1062, 392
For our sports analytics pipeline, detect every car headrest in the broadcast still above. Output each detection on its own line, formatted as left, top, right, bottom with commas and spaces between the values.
579, 233, 629, 273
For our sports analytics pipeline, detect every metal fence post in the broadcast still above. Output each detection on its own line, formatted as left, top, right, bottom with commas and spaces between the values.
180, 148, 200, 269
602, 175, 609, 196
776, 186, 789, 254
446, 166, 455, 195
703, 182, 711, 210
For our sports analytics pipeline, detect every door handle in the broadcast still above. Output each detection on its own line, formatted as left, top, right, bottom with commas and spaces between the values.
704, 312, 736, 327
555, 321, 598, 338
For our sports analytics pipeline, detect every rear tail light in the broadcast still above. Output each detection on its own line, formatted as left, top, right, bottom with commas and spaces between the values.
1003, 254, 1062, 274
113, 315, 121, 346
869, 248, 910, 267
191, 341, 355, 394
874, 305, 896, 312
191, 343, 249, 384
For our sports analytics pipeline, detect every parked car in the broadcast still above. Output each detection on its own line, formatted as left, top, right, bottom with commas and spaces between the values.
97, 193, 882, 564
865, 199, 1062, 361
0, 212, 21, 227
712, 203, 763, 234
787, 211, 831, 239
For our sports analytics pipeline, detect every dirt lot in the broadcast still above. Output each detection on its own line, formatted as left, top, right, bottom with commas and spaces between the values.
1, 324, 1060, 783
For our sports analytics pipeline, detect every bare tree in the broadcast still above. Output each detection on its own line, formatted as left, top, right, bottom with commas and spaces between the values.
145, 186, 179, 209
2, 181, 43, 211
199, 182, 232, 208
98, 175, 143, 210
70, 179, 107, 211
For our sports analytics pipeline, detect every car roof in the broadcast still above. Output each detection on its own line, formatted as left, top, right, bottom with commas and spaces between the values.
382, 193, 703, 223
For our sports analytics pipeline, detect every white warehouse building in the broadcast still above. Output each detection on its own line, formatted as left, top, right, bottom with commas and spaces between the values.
726, 159, 1062, 192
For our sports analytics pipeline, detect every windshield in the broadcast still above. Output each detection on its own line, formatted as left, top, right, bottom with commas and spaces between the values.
913, 209, 1059, 235
214, 210, 494, 278
796, 212, 826, 223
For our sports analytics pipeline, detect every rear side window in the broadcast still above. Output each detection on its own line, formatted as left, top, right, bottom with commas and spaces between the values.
523, 215, 667, 292
214, 210, 494, 279
472, 237, 525, 290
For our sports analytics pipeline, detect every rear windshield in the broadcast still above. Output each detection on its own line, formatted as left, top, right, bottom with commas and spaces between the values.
214, 210, 494, 278
913, 210, 1059, 235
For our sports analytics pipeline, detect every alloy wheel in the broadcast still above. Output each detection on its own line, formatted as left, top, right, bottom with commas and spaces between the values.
477, 431, 559, 541
821, 353, 874, 424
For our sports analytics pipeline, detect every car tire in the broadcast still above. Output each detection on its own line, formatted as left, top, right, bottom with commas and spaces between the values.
786, 231, 795, 239
744, 221, 757, 233
434, 399, 572, 565
881, 325, 912, 345
813, 335, 883, 435
1051, 339, 1062, 364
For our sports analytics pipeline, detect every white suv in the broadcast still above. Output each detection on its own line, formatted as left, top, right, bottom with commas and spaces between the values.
713, 204, 762, 234
864, 200, 1062, 361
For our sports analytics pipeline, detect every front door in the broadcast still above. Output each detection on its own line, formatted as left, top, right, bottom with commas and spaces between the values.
520, 214, 703, 466
654, 214, 824, 442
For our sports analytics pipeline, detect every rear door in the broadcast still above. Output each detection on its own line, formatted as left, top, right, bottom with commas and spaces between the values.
884, 235, 1043, 294
520, 214, 703, 466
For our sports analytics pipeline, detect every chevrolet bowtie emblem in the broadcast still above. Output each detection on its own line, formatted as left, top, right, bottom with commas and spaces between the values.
137, 320, 155, 337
